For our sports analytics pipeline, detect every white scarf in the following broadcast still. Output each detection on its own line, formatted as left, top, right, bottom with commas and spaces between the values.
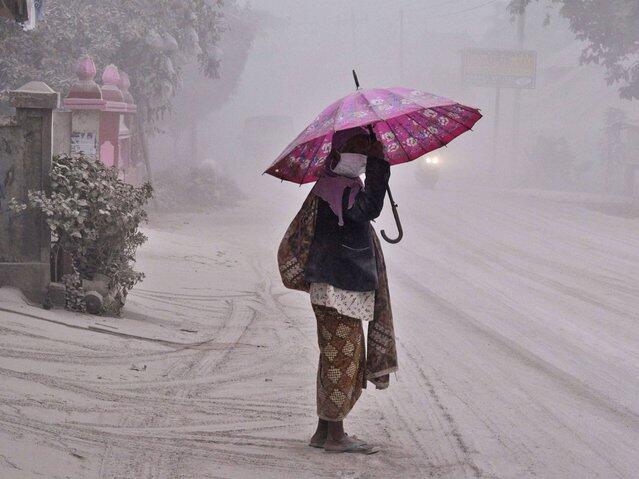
333, 153, 367, 179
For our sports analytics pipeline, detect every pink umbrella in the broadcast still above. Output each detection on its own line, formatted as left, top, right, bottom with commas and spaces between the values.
264, 76, 482, 184
265, 72, 482, 243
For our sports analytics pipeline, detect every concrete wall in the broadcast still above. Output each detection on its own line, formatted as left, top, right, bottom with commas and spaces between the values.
52, 110, 71, 156
0, 81, 58, 303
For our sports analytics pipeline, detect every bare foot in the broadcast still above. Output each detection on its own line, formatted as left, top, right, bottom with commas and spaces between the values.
324, 434, 378, 454
309, 419, 328, 448
309, 430, 327, 448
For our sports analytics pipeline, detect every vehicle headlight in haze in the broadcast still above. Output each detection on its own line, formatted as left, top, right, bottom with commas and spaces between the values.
425, 156, 440, 165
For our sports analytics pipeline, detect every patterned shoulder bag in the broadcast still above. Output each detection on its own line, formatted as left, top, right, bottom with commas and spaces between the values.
277, 194, 318, 293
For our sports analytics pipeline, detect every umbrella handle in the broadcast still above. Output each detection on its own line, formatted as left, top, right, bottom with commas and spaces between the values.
381, 185, 403, 244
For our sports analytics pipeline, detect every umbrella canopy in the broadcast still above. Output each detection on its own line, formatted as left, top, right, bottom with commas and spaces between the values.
264, 87, 482, 184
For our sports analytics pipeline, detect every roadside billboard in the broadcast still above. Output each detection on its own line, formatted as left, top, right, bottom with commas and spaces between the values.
462, 48, 537, 89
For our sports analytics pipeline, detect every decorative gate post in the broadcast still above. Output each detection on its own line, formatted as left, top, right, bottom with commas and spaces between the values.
64, 56, 136, 179
0, 81, 58, 302
63, 55, 103, 160
99, 64, 126, 168
118, 71, 137, 182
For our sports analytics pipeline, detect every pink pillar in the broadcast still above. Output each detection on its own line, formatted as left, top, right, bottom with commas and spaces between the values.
117, 71, 136, 176
99, 65, 124, 168
63, 55, 103, 160
63, 56, 136, 180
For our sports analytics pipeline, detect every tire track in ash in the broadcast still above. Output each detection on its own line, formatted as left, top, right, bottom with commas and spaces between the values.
0, 263, 304, 477
396, 260, 639, 425
365, 325, 484, 478
387, 193, 639, 477
407, 196, 639, 395
97, 288, 259, 478
424, 194, 639, 303
95, 250, 320, 478
405, 344, 483, 478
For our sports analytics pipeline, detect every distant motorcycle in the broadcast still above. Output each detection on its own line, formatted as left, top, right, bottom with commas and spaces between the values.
415, 154, 441, 189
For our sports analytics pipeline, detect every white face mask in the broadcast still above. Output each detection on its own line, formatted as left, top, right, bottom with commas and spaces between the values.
334, 152, 367, 178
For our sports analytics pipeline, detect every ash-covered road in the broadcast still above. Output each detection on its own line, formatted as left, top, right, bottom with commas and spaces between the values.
1, 186, 638, 478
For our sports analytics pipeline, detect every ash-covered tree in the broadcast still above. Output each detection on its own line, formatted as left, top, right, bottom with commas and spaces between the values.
0, 0, 257, 182
509, 0, 639, 100
0, 0, 236, 129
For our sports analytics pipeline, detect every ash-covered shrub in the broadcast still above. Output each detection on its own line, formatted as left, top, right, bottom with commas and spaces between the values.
10, 154, 153, 312
153, 162, 243, 212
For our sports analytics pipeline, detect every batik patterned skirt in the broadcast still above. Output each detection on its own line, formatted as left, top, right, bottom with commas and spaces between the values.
312, 304, 367, 421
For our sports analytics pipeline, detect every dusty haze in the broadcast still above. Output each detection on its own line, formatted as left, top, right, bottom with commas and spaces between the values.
1, 1, 638, 478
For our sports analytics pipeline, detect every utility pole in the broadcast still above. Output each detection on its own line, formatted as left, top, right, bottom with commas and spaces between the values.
399, 9, 405, 83
512, 10, 526, 181
350, 5, 357, 66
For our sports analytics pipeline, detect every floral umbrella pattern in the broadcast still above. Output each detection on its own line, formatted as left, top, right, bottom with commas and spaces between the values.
265, 87, 482, 184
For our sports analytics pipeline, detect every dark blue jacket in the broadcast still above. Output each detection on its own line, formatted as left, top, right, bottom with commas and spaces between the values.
304, 156, 390, 291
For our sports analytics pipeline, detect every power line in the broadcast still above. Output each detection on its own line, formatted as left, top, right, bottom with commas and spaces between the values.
402, 0, 484, 15
428, 0, 500, 18
291, 0, 502, 27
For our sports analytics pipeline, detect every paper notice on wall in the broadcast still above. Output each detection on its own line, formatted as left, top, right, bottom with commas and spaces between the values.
70, 132, 97, 157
